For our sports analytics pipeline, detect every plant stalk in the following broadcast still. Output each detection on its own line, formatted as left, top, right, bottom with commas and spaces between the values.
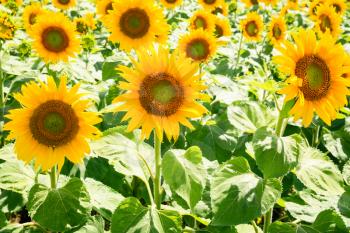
233, 32, 243, 73
153, 133, 162, 209
50, 166, 57, 189
263, 208, 273, 233
0, 41, 5, 147
312, 124, 321, 147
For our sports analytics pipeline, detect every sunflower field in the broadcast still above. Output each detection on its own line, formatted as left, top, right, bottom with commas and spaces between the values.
1, 0, 350, 232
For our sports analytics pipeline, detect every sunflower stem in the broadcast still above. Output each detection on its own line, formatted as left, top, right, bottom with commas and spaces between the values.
0, 40, 4, 147
263, 208, 273, 233
251, 220, 259, 233
50, 166, 57, 189
312, 124, 321, 147
153, 132, 162, 209
234, 32, 243, 75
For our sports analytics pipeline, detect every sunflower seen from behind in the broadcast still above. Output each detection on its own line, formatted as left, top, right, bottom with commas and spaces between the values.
23, 3, 45, 35
268, 16, 286, 45
159, 0, 183, 8
113, 46, 208, 141
31, 12, 80, 63
189, 10, 215, 32
52, 0, 76, 10
179, 29, 217, 63
103, 0, 169, 51
4, 76, 101, 171
240, 12, 264, 41
274, 29, 350, 127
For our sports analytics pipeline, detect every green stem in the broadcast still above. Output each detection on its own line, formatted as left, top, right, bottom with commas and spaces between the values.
312, 124, 321, 147
233, 32, 243, 73
153, 133, 162, 209
263, 208, 273, 233
50, 166, 57, 189
251, 220, 259, 233
0, 41, 4, 147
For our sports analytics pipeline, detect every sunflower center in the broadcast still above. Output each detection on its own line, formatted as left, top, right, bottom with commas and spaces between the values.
105, 2, 113, 13
29, 13, 37, 25
272, 24, 282, 39
42, 27, 69, 53
185, 38, 210, 61
194, 16, 207, 29
139, 72, 184, 116
215, 24, 224, 37
30, 100, 79, 147
245, 21, 258, 36
251, 0, 258, 4
295, 55, 331, 100
332, 4, 341, 13
166, 0, 177, 3
319, 14, 332, 32
204, 0, 216, 4
119, 8, 150, 39
58, 0, 70, 4
212, 7, 223, 14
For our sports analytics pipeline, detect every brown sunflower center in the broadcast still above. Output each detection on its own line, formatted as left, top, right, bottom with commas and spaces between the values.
58, 0, 70, 5
42, 26, 69, 53
332, 4, 341, 13
251, 0, 258, 4
185, 38, 210, 61
245, 20, 258, 36
119, 8, 150, 39
29, 13, 37, 25
272, 24, 282, 39
139, 72, 184, 116
212, 7, 223, 15
193, 16, 207, 29
215, 24, 224, 37
204, 0, 216, 4
29, 100, 79, 147
165, 0, 177, 3
295, 55, 331, 100
319, 14, 332, 32
105, 2, 113, 14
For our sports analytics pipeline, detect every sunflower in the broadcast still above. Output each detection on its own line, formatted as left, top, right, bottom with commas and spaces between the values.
211, 2, 228, 16
198, 0, 223, 10
52, 0, 76, 10
242, 0, 259, 7
214, 17, 231, 38
0, 12, 15, 40
22, 3, 45, 35
0, 0, 22, 5
309, 0, 324, 19
74, 13, 96, 34
314, 4, 341, 37
159, 0, 183, 8
287, 0, 299, 9
327, 0, 347, 15
96, 0, 114, 18
112, 46, 208, 141
342, 53, 350, 78
84, 13, 96, 30
31, 12, 80, 63
4, 76, 101, 171
179, 29, 217, 63
260, 0, 278, 6
189, 10, 215, 32
103, 0, 168, 51
268, 16, 286, 45
274, 29, 350, 126
240, 12, 264, 41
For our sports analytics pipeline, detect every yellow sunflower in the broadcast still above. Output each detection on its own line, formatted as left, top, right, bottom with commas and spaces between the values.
4, 76, 101, 171
342, 53, 350, 78
159, 0, 183, 8
22, 3, 46, 35
73, 13, 96, 34
189, 10, 215, 32
309, 0, 324, 19
0, 0, 22, 5
314, 4, 341, 37
52, 0, 76, 10
242, 0, 259, 7
274, 29, 350, 126
0, 12, 16, 40
287, 0, 299, 9
198, 0, 224, 10
178, 29, 217, 63
268, 16, 286, 45
96, 0, 114, 18
327, 0, 347, 15
31, 12, 80, 63
211, 2, 229, 16
113, 46, 208, 141
214, 17, 231, 38
240, 12, 264, 41
103, 0, 169, 51
84, 13, 96, 30
260, 0, 278, 6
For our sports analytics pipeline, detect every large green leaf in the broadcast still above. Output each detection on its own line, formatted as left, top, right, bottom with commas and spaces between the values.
253, 128, 301, 178
269, 222, 320, 233
338, 191, 350, 218
343, 160, 350, 186
66, 216, 105, 233
27, 178, 91, 232
295, 147, 344, 196
210, 157, 281, 226
162, 147, 207, 210
312, 209, 348, 233
111, 197, 182, 233
84, 178, 124, 221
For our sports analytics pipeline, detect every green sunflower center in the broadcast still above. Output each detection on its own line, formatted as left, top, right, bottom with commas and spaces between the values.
194, 16, 207, 29
319, 14, 332, 32
30, 100, 79, 148
186, 38, 210, 61
204, 0, 216, 4
245, 21, 258, 36
58, 0, 70, 5
42, 26, 69, 53
295, 55, 331, 100
120, 8, 150, 39
272, 24, 282, 39
139, 72, 184, 116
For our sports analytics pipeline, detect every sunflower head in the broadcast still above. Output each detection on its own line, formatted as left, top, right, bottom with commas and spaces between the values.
260, 0, 278, 6
314, 4, 341, 37
214, 17, 231, 38
240, 12, 264, 41
74, 18, 90, 34
159, 0, 183, 8
327, 0, 347, 15
274, 29, 350, 126
31, 12, 81, 63
96, 0, 114, 18
0, 11, 16, 40
287, 0, 299, 9
211, 2, 229, 16
268, 16, 286, 45
198, 0, 223, 10
189, 10, 215, 32
309, 0, 323, 19
52, 0, 76, 10
179, 29, 217, 63
103, 0, 169, 51
23, 3, 46, 35
113, 46, 208, 141
242, 0, 259, 7
4, 76, 101, 171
